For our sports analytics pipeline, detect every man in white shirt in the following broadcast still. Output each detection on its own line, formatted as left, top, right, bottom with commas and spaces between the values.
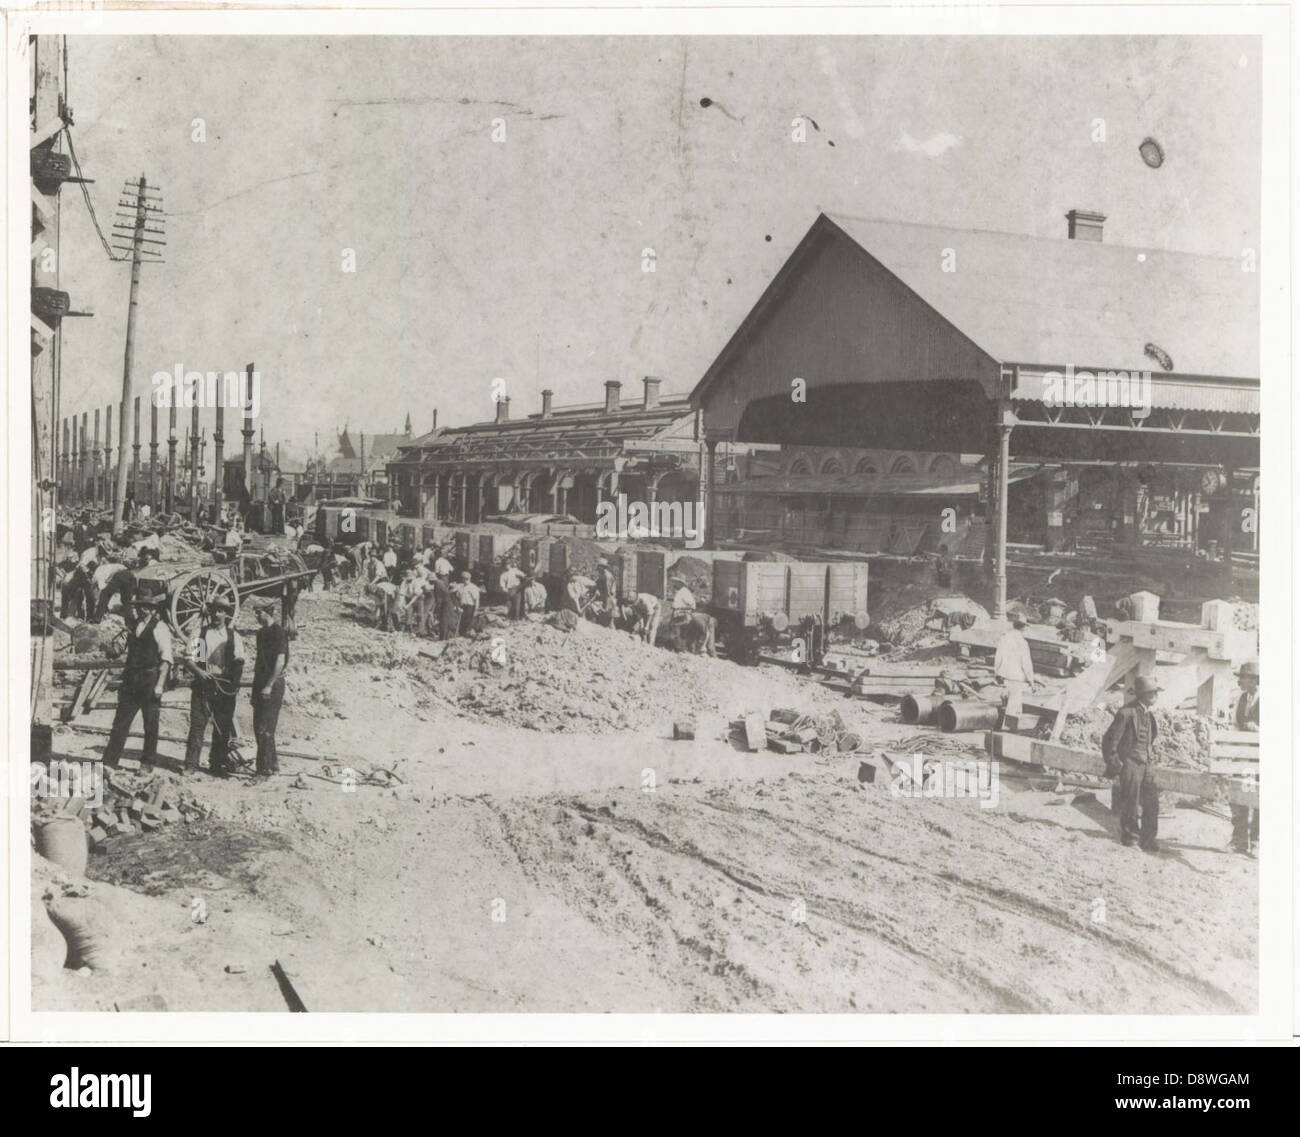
382, 545, 398, 574
564, 572, 594, 615
499, 565, 526, 619
669, 577, 697, 616
994, 615, 1037, 715
433, 548, 453, 578
632, 592, 662, 645
184, 597, 246, 776
453, 571, 480, 635
91, 560, 131, 623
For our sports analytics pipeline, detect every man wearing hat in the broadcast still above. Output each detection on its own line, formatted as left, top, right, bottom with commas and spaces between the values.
251, 598, 288, 776
184, 597, 245, 777
1102, 675, 1163, 851
101, 594, 173, 768
453, 570, 480, 636
1229, 661, 1260, 855
993, 615, 1037, 717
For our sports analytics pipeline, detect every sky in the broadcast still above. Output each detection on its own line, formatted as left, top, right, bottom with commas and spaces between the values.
53, 35, 1261, 466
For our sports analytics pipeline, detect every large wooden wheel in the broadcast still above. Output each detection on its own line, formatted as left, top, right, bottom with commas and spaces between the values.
170, 568, 239, 642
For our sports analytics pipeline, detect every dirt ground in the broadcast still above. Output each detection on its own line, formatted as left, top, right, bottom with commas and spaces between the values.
34, 584, 1257, 1015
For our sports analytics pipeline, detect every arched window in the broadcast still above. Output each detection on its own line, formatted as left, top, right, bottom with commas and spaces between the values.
820, 457, 845, 475
890, 455, 917, 475
927, 454, 957, 478
854, 457, 878, 475
788, 457, 812, 475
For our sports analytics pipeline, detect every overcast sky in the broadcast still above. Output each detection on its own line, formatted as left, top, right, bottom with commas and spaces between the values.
54, 35, 1260, 464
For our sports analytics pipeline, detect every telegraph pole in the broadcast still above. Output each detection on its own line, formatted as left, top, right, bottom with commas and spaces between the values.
111, 174, 164, 534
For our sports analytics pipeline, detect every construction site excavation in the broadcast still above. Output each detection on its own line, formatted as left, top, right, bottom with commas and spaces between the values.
27, 34, 1263, 1019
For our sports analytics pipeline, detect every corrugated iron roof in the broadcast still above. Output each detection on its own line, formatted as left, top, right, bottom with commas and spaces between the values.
390, 392, 696, 467
826, 213, 1259, 381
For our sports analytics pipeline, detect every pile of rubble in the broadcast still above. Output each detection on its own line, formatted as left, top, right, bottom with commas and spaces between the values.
32, 765, 207, 860
729, 706, 863, 755
1059, 700, 1213, 768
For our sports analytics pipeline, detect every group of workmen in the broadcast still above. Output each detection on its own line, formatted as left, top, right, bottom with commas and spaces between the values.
992, 613, 1260, 857
351, 542, 485, 638
59, 511, 163, 624
96, 591, 290, 780
346, 542, 717, 654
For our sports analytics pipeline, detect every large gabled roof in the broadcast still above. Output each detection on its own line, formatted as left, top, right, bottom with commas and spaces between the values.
824, 212, 1258, 380
692, 213, 1259, 413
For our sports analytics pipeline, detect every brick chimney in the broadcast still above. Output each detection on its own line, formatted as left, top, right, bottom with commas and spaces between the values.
495, 396, 510, 424
1066, 209, 1106, 242
540, 389, 553, 418
431, 408, 437, 432
604, 380, 621, 414
642, 376, 661, 410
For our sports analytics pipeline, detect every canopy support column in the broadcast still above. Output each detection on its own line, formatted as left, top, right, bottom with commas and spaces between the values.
994, 402, 1014, 621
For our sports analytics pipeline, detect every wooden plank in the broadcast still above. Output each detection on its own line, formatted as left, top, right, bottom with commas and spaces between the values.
1106, 619, 1227, 658
1208, 758, 1258, 778
986, 732, 1258, 807
742, 713, 766, 752
1213, 729, 1263, 745
1043, 640, 1140, 740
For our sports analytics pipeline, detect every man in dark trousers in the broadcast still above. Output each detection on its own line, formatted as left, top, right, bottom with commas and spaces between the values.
251, 598, 288, 777
1229, 661, 1260, 855
1102, 675, 1162, 852
269, 478, 287, 534
101, 595, 173, 768
184, 598, 245, 777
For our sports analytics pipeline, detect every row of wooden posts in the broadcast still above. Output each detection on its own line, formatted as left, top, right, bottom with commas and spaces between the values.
59, 369, 259, 524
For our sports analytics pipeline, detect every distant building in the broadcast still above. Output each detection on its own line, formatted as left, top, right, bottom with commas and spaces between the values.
301, 424, 412, 500
387, 378, 743, 524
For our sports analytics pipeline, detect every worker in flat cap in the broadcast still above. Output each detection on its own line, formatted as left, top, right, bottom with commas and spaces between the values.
1229, 661, 1260, 856
184, 596, 245, 777
1102, 674, 1163, 851
101, 594, 173, 768
250, 597, 288, 777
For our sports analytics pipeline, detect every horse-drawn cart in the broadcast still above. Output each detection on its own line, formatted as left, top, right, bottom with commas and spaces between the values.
132, 549, 316, 640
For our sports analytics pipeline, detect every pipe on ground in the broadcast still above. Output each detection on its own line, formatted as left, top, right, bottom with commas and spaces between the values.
900, 694, 945, 726
937, 699, 1001, 733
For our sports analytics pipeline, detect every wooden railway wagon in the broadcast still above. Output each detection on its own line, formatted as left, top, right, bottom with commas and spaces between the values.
312, 500, 392, 547
709, 559, 869, 664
